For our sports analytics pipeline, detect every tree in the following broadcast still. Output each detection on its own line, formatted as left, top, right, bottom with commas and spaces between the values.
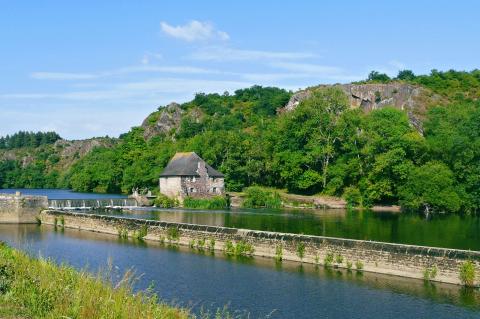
399, 162, 462, 213
367, 71, 391, 83
396, 70, 416, 81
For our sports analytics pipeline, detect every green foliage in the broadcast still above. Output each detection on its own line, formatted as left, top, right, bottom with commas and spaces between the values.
134, 225, 148, 241
324, 253, 334, 267
117, 227, 129, 239
196, 238, 206, 250
223, 240, 254, 257
2, 75, 480, 214
335, 254, 344, 264
166, 227, 180, 243
0, 131, 61, 150
423, 265, 438, 281
346, 260, 353, 270
153, 194, 178, 208
208, 238, 215, 251
459, 260, 476, 287
366, 71, 391, 83
183, 196, 229, 209
275, 244, 283, 262
399, 162, 462, 213
355, 260, 364, 271
296, 242, 306, 260
0, 242, 189, 318
242, 186, 281, 208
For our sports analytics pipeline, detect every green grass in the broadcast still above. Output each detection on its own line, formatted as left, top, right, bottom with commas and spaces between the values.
0, 241, 189, 319
242, 186, 282, 209
183, 196, 229, 209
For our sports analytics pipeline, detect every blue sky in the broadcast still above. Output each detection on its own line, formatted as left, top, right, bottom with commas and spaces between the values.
1, 1, 479, 139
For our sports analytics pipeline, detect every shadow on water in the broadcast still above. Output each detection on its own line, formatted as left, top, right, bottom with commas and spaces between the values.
0, 224, 479, 319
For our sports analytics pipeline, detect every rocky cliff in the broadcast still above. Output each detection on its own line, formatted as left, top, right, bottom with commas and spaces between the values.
281, 82, 444, 131
141, 102, 184, 140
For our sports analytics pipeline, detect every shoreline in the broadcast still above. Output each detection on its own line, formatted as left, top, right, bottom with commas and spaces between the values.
40, 210, 480, 287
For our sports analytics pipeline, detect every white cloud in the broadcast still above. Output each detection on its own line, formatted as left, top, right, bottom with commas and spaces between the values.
160, 20, 229, 42
30, 72, 98, 80
29, 65, 218, 81
190, 46, 316, 61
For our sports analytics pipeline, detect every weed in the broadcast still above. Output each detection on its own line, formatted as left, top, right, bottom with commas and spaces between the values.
189, 239, 195, 249
275, 244, 283, 262
346, 260, 353, 270
324, 253, 334, 267
335, 254, 343, 265
134, 225, 148, 241
423, 265, 438, 281
355, 260, 364, 271
197, 238, 206, 250
166, 227, 180, 243
117, 227, 128, 239
208, 238, 215, 251
459, 260, 476, 287
296, 242, 306, 261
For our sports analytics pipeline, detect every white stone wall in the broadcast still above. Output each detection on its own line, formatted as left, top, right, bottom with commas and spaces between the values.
159, 176, 183, 199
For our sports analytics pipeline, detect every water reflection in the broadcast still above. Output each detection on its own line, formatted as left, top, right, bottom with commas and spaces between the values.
97, 207, 480, 251
0, 224, 479, 319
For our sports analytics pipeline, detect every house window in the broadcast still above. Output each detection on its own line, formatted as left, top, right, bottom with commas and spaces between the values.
190, 187, 195, 193
212, 187, 217, 193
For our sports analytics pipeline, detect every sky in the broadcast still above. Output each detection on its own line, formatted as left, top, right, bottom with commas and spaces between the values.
1, 0, 479, 140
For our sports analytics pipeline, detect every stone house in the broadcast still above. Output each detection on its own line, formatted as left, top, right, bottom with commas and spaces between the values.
159, 152, 225, 201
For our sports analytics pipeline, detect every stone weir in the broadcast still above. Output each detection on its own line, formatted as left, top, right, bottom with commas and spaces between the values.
40, 210, 480, 286
0, 192, 48, 223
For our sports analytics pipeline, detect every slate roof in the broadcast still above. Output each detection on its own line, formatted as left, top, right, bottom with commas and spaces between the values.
160, 152, 224, 177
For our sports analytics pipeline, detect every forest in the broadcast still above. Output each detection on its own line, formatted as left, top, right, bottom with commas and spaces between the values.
0, 69, 479, 214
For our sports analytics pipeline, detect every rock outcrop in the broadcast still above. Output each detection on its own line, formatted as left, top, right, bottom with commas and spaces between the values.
141, 102, 184, 140
281, 83, 442, 132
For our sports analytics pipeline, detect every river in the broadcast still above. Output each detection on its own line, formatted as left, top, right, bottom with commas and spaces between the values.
1, 189, 480, 318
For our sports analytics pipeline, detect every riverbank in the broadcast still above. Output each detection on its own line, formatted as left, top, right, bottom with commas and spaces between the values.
0, 242, 190, 319
40, 210, 480, 286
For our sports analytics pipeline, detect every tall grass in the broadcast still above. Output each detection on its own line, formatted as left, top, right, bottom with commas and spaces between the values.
0, 242, 189, 319
242, 186, 281, 209
183, 196, 229, 209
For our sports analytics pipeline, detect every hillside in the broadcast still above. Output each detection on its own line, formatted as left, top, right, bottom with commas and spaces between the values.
1, 69, 479, 213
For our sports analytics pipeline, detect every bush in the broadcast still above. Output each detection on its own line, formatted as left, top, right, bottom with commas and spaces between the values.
296, 242, 306, 260
459, 260, 476, 287
355, 260, 364, 271
343, 186, 362, 208
153, 194, 178, 208
242, 186, 282, 208
423, 265, 438, 281
166, 227, 180, 242
183, 196, 229, 209
275, 245, 283, 262
134, 225, 148, 240
324, 253, 334, 267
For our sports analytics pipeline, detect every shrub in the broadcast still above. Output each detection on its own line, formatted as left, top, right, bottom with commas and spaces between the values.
459, 260, 476, 287
196, 238, 205, 250
324, 253, 334, 267
189, 239, 195, 249
224, 240, 235, 255
242, 186, 282, 209
183, 196, 228, 209
275, 245, 283, 262
355, 260, 364, 271
208, 238, 215, 251
153, 194, 178, 208
335, 254, 344, 265
117, 227, 128, 239
343, 186, 363, 208
166, 227, 180, 243
134, 225, 148, 240
423, 265, 438, 281
296, 242, 306, 260
346, 260, 353, 270
59, 216, 65, 227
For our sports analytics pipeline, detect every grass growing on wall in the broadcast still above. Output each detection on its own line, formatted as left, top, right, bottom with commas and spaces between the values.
0, 242, 189, 319
183, 196, 229, 209
242, 186, 282, 209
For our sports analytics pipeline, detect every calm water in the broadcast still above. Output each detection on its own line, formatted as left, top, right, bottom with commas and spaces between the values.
0, 224, 479, 319
99, 207, 480, 251
2, 189, 479, 251
0, 188, 127, 200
